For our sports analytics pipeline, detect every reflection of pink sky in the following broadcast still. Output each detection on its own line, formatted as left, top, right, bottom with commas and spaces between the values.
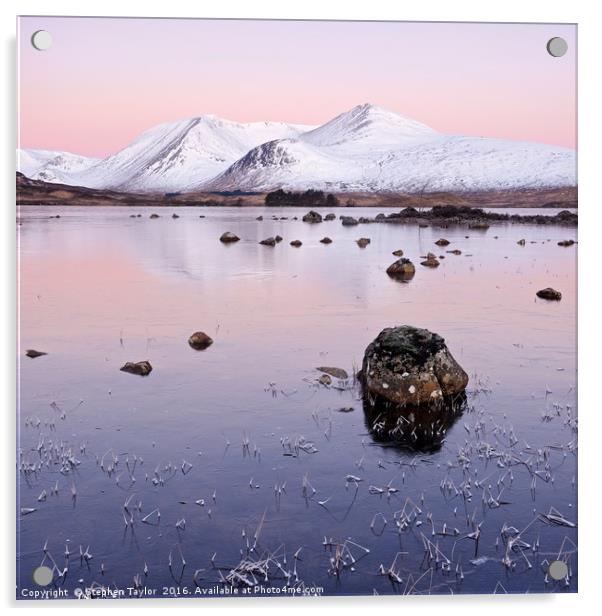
18, 17, 576, 156
19, 236, 576, 383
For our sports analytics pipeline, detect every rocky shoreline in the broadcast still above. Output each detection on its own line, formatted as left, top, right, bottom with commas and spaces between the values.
332, 205, 578, 227
17, 173, 577, 219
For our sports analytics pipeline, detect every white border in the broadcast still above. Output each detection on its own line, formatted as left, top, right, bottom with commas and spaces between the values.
3, 1, 600, 613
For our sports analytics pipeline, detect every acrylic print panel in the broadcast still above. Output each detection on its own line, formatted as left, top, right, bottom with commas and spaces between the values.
16, 16, 577, 600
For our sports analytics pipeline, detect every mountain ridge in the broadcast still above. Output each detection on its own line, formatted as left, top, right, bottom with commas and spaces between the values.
18, 104, 576, 194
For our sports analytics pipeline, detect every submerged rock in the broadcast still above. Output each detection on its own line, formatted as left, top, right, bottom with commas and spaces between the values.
360, 325, 468, 408
318, 374, 332, 386
447, 249, 462, 255
25, 349, 47, 359
420, 253, 440, 267
536, 287, 562, 301
220, 231, 240, 243
302, 210, 322, 223
172, 213, 180, 219
435, 238, 450, 246
256, 215, 263, 221
356, 237, 371, 248
150, 213, 160, 219
120, 361, 153, 376
558, 239, 575, 247
317, 366, 349, 380
386, 258, 415, 280
259, 237, 277, 246
188, 331, 214, 350
320, 237, 333, 244
469, 221, 490, 230
290, 239, 302, 247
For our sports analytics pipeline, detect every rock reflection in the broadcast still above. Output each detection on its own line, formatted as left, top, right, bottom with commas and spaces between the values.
362, 393, 467, 453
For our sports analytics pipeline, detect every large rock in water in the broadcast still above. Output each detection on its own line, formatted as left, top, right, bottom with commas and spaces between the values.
361, 326, 468, 407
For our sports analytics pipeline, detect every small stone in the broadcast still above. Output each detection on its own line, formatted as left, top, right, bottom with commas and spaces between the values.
317, 366, 348, 380
172, 213, 180, 219
259, 237, 277, 246
435, 238, 450, 246
386, 258, 415, 280
447, 249, 462, 255
517, 239, 526, 246
220, 231, 240, 243
356, 238, 371, 248
341, 216, 358, 226
421, 253, 440, 267
120, 361, 153, 376
318, 374, 332, 386
256, 215, 263, 221
392, 249, 404, 257
150, 213, 160, 219
25, 349, 47, 359
536, 288, 562, 301
558, 239, 575, 247
302, 210, 323, 223
325, 213, 336, 221
320, 237, 333, 244
290, 240, 302, 247
275, 235, 283, 243
188, 331, 214, 350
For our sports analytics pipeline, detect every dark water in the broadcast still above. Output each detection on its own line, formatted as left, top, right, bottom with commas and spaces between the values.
17, 206, 577, 599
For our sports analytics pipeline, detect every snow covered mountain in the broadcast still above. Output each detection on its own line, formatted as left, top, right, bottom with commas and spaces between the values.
18, 104, 576, 193
19, 117, 313, 193
204, 104, 576, 193
18, 149, 100, 184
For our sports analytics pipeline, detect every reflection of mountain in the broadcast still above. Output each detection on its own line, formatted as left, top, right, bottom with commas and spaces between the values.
19, 104, 576, 194
363, 393, 467, 453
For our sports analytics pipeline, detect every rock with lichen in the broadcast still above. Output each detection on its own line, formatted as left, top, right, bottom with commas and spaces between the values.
360, 326, 468, 408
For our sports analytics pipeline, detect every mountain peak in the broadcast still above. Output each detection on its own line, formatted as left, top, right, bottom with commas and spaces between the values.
301, 103, 436, 147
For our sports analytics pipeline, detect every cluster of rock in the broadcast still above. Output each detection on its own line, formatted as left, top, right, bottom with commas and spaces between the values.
259, 236, 283, 246
326, 206, 577, 227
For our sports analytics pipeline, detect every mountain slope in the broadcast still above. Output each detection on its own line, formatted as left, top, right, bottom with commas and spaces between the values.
204, 104, 576, 193
41, 116, 314, 192
18, 149, 100, 184
19, 104, 576, 193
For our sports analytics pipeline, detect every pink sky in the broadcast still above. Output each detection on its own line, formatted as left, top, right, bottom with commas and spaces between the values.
18, 17, 576, 157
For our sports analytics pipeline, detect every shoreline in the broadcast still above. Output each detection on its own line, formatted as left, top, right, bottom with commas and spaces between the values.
16, 173, 577, 210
